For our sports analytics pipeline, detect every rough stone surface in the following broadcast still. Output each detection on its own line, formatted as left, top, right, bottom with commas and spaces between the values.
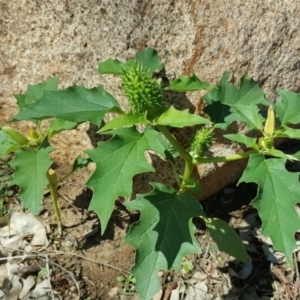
1, 0, 300, 199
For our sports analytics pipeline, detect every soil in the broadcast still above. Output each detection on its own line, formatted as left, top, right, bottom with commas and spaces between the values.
1, 153, 300, 300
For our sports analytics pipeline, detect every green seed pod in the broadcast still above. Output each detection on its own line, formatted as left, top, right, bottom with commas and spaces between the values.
264, 106, 276, 137
2, 126, 29, 145
122, 64, 164, 118
189, 128, 213, 157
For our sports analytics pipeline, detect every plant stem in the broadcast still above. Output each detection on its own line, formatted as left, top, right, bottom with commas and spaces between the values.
156, 125, 195, 189
58, 170, 74, 183
156, 125, 192, 163
170, 161, 181, 187
156, 126, 257, 192
193, 150, 257, 164
46, 168, 62, 235
181, 160, 195, 191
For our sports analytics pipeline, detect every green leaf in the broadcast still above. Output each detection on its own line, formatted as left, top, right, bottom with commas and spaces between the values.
0, 130, 20, 157
203, 100, 231, 124
224, 134, 258, 149
225, 104, 264, 131
48, 118, 78, 137
85, 127, 166, 234
213, 122, 231, 130
72, 155, 93, 172
98, 112, 148, 133
219, 72, 267, 107
155, 106, 211, 128
183, 178, 201, 195
292, 151, 300, 159
275, 126, 300, 140
135, 48, 164, 73
239, 155, 300, 265
275, 90, 300, 125
98, 58, 136, 75
98, 48, 163, 76
154, 129, 179, 159
167, 74, 213, 92
14, 77, 59, 111
203, 72, 267, 125
9, 142, 54, 214
205, 218, 249, 263
264, 148, 299, 161
125, 183, 205, 300
12, 85, 123, 125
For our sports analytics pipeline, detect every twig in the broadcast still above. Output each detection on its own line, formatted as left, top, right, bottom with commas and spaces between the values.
48, 251, 130, 275
49, 258, 81, 299
272, 264, 294, 299
0, 247, 130, 275
203, 237, 212, 261
45, 254, 55, 300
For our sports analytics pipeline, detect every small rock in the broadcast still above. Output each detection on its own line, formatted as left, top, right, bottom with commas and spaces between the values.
107, 287, 118, 298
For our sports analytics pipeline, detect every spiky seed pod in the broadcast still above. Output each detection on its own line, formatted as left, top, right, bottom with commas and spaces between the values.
122, 64, 164, 118
189, 128, 214, 157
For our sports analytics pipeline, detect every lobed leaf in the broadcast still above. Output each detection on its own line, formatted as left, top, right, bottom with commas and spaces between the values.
9, 141, 54, 214
98, 58, 136, 75
263, 148, 300, 161
155, 106, 211, 128
225, 104, 264, 131
85, 127, 166, 234
275, 126, 300, 140
125, 183, 205, 300
72, 155, 93, 172
239, 155, 300, 265
153, 129, 179, 159
206, 217, 249, 262
14, 77, 59, 111
135, 47, 164, 73
48, 118, 78, 137
98, 48, 164, 76
0, 130, 20, 157
98, 112, 148, 133
217, 72, 267, 107
224, 134, 258, 149
204, 72, 268, 127
204, 100, 231, 125
275, 90, 300, 125
167, 74, 213, 92
12, 85, 123, 125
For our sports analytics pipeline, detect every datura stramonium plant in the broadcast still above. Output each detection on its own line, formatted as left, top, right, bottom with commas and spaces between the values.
122, 64, 165, 118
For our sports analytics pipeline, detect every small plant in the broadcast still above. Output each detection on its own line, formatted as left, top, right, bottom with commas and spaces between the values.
35, 267, 49, 281
1, 48, 300, 300
181, 258, 194, 274
117, 273, 136, 296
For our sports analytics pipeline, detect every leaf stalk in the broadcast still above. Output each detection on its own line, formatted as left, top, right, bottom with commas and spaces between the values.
46, 168, 62, 235
193, 150, 257, 164
156, 125, 195, 189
